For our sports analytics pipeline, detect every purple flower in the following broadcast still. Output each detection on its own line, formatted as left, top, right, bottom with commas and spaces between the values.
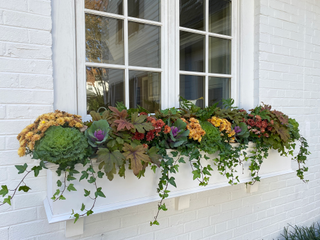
171, 126, 180, 137
94, 129, 105, 141
234, 126, 241, 134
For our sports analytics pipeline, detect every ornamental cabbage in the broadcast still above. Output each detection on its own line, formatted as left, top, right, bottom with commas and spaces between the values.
32, 126, 89, 165
85, 119, 110, 147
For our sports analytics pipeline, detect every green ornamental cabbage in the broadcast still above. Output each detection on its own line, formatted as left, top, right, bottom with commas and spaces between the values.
33, 126, 89, 165
85, 119, 110, 147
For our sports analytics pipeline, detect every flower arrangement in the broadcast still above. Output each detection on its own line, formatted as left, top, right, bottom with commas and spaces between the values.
0, 100, 310, 225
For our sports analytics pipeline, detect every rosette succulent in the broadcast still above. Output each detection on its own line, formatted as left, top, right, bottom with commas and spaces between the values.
32, 126, 89, 165
85, 119, 110, 147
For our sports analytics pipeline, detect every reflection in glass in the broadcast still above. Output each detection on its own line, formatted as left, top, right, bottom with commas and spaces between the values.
180, 31, 204, 72
85, 14, 124, 64
209, 37, 231, 74
129, 71, 161, 112
208, 77, 230, 108
128, 0, 160, 22
128, 22, 160, 68
180, 0, 204, 30
86, 67, 124, 114
209, 0, 231, 36
85, 0, 123, 15
180, 75, 204, 108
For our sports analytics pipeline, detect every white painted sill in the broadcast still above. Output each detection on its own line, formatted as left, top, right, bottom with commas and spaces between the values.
43, 144, 294, 225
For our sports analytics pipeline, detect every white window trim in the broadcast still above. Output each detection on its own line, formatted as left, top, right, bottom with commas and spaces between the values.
52, 0, 255, 116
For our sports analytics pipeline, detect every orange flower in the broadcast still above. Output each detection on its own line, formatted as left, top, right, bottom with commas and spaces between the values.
164, 125, 171, 134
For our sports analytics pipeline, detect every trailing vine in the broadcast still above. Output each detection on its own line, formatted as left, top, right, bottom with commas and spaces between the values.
0, 100, 311, 225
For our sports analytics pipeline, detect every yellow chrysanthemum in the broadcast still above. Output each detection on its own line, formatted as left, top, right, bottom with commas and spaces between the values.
31, 134, 41, 142
56, 117, 65, 125
75, 122, 83, 128
18, 147, 26, 157
25, 132, 34, 140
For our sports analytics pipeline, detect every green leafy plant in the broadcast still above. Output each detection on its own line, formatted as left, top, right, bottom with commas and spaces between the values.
0, 100, 310, 226
280, 222, 320, 240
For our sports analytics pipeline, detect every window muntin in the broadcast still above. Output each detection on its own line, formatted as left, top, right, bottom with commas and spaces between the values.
179, 0, 232, 108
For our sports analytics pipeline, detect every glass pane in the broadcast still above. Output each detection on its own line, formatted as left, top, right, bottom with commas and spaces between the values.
209, 0, 231, 35
209, 37, 231, 74
129, 71, 161, 112
128, 0, 160, 22
85, 14, 124, 64
85, 0, 123, 15
208, 77, 230, 108
128, 22, 160, 68
86, 67, 124, 114
180, 75, 204, 108
180, 31, 204, 72
180, 0, 204, 30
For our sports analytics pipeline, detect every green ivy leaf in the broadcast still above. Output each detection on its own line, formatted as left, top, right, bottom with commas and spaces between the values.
67, 175, 76, 181
95, 187, 106, 198
81, 203, 85, 211
79, 171, 89, 181
86, 210, 93, 216
18, 186, 31, 192
178, 157, 186, 163
57, 180, 62, 187
0, 185, 9, 197
15, 163, 28, 174
84, 189, 90, 197
168, 177, 176, 188
88, 176, 96, 184
74, 213, 79, 223
59, 195, 66, 200
3, 196, 11, 205
31, 166, 42, 177
67, 184, 76, 192
97, 171, 104, 178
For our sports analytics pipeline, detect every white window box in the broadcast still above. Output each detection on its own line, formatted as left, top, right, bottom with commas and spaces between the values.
43, 144, 293, 224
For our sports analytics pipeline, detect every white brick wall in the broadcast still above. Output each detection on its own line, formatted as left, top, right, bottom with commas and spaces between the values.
0, 0, 319, 239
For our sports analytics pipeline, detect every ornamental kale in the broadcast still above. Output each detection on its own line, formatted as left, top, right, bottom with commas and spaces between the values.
85, 119, 110, 147
161, 119, 189, 149
32, 126, 89, 165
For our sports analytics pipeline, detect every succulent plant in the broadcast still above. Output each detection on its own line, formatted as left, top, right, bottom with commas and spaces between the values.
85, 119, 111, 147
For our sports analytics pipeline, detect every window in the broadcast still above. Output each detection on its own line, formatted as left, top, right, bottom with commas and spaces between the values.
51, 0, 256, 118
74, 0, 238, 120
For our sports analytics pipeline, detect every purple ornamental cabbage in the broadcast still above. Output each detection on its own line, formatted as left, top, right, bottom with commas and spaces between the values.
85, 119, 110, 147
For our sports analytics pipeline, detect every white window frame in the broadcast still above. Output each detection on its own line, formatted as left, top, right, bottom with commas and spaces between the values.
52, 0, 255, 117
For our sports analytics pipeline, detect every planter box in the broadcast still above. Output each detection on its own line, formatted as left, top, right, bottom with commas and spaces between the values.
44, 145, 293, 223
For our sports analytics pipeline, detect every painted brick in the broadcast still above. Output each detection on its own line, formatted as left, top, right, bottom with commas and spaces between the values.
0, 58, 52, 74
3, 10, 51, 31
0, 73, 19, 88
0, 25, 29, 43
4, 43, 52, 60
28, 0, 51, 16
0, 208, 37, 228
0, 0, 28, 12
6, 105, 53, 119
9, 220, 60, 239
0, 89, 53, 105
28, 29, 52, 46
0, 120, 32, 135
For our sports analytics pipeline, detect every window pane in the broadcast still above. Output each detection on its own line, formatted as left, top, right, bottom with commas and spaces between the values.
180, 75, 204, 108
128, 22, 160, 68
85, 14, 124, 64
85, 0, 123, 15
86, 67, 124, 114
180, 31, 204, 72
209, 37, 231, 74
128, 0, 160, 22
180, 0, 204, 30
208, 77, 230, 108
209, 0, 231, 36
129, 71, 161, 112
